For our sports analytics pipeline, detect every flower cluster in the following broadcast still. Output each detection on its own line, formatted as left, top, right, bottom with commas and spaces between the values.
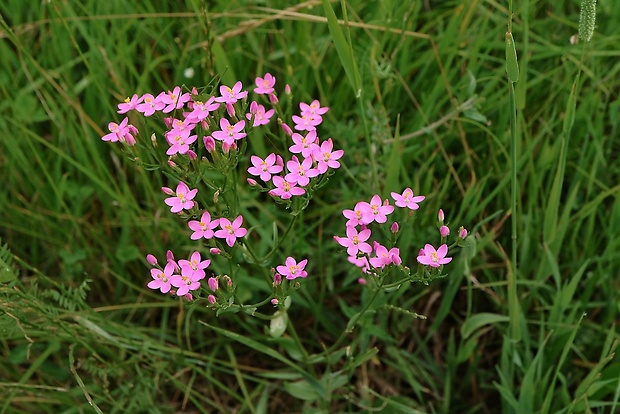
102, 73, 340, 306
335, 189, 467, 283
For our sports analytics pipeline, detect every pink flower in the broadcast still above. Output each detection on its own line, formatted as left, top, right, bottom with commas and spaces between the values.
102, 117, 130, 143
342, 202, 367, 227
416, 244, 452, 268
291, 114, 322, 131
135, 93, 165, 116
360, 195, 394, 224
312, 138, 344, 174
247, 153, 283, 182
178, 251, 210, 280
117, 94, 143, 114
188, 211, 220, 240
215, 81, 248, 104
165, 129, 197, 155
148, 260, 176, 294
212, 118, 246, 145
391, 188, 425, 210
246, 102, 275, 127
186, 96, 220, 122
160, 86, 191, 113
164, 181, 198, 213
214, 215, 248, 247
369, 243, 401, 269
289, 131, 319, 159
285, 156, 319, 187
334, 226, 372, 257
169, 266, 202, 296
269, 176, 305, 199
254, 73, 276, 95
300, 100, 329, 116
276, 257, 308, 280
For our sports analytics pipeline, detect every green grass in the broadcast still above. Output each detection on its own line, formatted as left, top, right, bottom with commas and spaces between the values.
1, 0, 619, 412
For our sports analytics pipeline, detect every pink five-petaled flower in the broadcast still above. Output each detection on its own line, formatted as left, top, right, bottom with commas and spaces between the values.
166, 129, 197, 156
269, 175, 305, 199
285, 156, 319, 187
246, 102, 275, 127
334, 226, 372, 257
276, 257, 308, 280
169, 266, 201, 296
289, 130, 319, 159
417, 244, 452, 268
214, 215, 247, 247
212, 118, 246, 145
160, 86, 191, 113
313, 138, 344, 174
291, 114, 322, 131
186, 96, 220, 123
391, 188, 426, 210
300, 100, 329, 117
215, 81, 248, 104
135, 93, 165, 116
188, 211, 220, 240
117, 94, 143, 114
178, 251, 210, 280
247, 153, 283, 182
361, 195, 394, 224
102, 117, 129, 142
369, 243, 401, 269
254, 73, 276, 95
148, 260, 176, 294
164, 181, 198, 213
342, 202, 367, 228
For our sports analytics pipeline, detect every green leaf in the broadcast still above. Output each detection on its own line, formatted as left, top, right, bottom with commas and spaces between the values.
461, 313, 510, 339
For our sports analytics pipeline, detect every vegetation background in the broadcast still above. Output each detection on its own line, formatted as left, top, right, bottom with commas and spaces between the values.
1, 0, 619, 413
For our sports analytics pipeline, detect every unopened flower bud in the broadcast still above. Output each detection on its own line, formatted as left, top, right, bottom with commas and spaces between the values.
391, 222, 399, 233
161, 186, 174, 195
440, 225, 450, 237
168, 160, 177, 168
146, 254, 158, 265
166, 250, 175, 262
226, 102, 235, 117
281, 122, 293, 136
151, 133, 157, 147
209, 248, 221, 255
207, 294, 216, 304
269, 93, 279, 104
285, 84, 291, 95
249, 101, 258, 113
459, 226, 468, 239
275, 154, 284, 167
204, 136, 216, 152
247, 178, 258, 187
213, 190, 219, 205
163, 117, 174, 129
187, 150, 197, 161
184, 293, 193, 301
273, 273, 282, 286
222, 275, 233, 288
358, 278, 367, 285
271, 298, 279, 305
208, 277, 218, 291
438, 209, 445, 223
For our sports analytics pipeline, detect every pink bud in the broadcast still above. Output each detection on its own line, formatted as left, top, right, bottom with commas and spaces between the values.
281, 123, 293, 136
161, 186, 174, 195
163, 117, 174, 128
275, 154, 284, 167
187, 150, 197, 160
146, 254, 158, 265
391, 252, 402, 266
391, 222, 399, 233
168, 160, 177, 168
249, 101, 258, 114
207, 294, 216, 304
247, 178, 258, 186
271, 298, 279, 305
166, 250, 175, 262
226, 102, 235, 117
203, 136, 216, 152
383, 199, 391, 206
459, 226, 468, 239
440, 225, 450, 237
285, 84, 291, 95
273, 273, 282, 286
191, 87, 199, 95
184, 293, 193, 301
209, 248, 221, 255
438, 209, 445, 223
208, 277, 218, 291
357, 278, 367, 285
222, 275, 233, 287
200, 120, 208, 130
269, 93, 279, 104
